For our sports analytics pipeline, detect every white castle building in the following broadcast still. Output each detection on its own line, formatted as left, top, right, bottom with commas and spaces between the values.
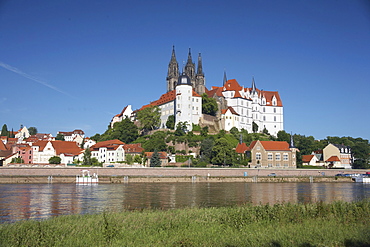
112, 47, 284, 135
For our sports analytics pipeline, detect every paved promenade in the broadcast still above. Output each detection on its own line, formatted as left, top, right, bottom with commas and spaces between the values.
0, 167, 364, 177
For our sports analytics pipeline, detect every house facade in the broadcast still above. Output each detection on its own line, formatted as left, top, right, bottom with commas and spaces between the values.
89, 139, 125, 164
323, 143, 352, 169
249, 140, 297, 168
32, 140, 83, 164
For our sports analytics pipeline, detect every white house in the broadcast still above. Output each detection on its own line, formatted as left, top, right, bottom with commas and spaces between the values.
89, 139, 125, 164
32, 140, 83, 164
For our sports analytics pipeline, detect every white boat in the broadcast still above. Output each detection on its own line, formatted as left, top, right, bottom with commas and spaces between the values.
76, 170, 98, 184
353, 175, 370, 183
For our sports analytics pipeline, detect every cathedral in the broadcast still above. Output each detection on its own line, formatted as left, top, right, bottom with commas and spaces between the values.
112, 46, 284, 136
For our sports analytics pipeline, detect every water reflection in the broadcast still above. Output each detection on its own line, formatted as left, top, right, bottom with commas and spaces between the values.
0, 183, 369, 223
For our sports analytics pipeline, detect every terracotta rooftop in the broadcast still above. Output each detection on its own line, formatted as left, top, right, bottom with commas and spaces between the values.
326, 156, 341, 162
302, 155, 315, 163
249, 140, 291, 151
236, 142, 249, 154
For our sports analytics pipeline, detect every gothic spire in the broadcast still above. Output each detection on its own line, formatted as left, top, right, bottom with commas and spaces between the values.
170, 45, 177, 64
251, 76, 257, 94
223, 70, 227, 85
289, 133, 296, 149
187, 48, 192, 63
197, 53, 203, 75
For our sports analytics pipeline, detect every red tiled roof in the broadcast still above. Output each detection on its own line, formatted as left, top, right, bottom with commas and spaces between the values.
236, 143, 249, 154
224, 79, 243, 91
221, 106, 240, 116
145, 152, 167, 159
302, 155, 315, 163
249, 140, 291, 151
124, 143, 144, 153
326, 156, 340, 162
0, 140, 7, 151
90, 139, 125, 150
51, 141, 83, 155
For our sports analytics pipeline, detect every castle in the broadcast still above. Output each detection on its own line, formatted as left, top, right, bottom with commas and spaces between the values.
112, 47, 284, 135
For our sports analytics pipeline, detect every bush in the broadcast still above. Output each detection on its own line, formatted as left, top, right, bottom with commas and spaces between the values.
49, 156, 61, 164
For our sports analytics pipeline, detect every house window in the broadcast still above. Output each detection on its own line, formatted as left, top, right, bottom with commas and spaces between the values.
284, 163, 288, 167
276, 154, 281, 161
268, 153, 273, 160
256, 153, 261, 160
276, 163, 280, 167
268, 163, 272, 167
283, 154, 288, 161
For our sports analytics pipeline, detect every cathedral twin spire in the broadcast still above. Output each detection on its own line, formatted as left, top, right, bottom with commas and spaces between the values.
167, 46, 205, 94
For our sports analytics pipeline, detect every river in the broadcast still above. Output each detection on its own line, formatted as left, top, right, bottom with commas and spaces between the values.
0, 182, 369, 223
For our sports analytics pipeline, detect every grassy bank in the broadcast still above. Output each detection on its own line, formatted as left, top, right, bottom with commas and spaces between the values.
1, 200, 369, 246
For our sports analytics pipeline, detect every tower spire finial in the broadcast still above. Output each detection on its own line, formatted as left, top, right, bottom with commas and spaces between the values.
197, 52, 203, 75
223, 69, 227, 85
251, 76, 256, 93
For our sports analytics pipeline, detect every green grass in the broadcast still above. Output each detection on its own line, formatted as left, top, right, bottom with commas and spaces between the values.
1, 200, 369, 246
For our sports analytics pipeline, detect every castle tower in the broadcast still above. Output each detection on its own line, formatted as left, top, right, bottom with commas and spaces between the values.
166, 46, 179, 92
195, 53, 205, 95
175, 72, 193, 131
185, 48, 196, 86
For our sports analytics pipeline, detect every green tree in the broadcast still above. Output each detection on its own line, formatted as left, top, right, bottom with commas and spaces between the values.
91, 157, 102, 167
90, 133, 101, 142
211, 137, 235, 166
101, 118, 139, 143
200, 137, 214, 163
277, 130, 290, 143
82, 147, 92, 166
1, 124, 9, 137
200, 126, 208, 137
49, 156, 61, 164
142, 131, 168, 152
174, 122, 188, 136
55, 133, 65, 141
166, 115, 175, 130
134, 155, 142, 164
28, 127, 38, 135
125, 154, 134, 165
201, 93, 218, 116
11, 157, 24, 163
137, 105, 161, 132
150, 150, 161, 167
252, 121, 258, 133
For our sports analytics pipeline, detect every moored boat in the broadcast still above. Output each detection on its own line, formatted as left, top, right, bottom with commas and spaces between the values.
76, 170, 98, 184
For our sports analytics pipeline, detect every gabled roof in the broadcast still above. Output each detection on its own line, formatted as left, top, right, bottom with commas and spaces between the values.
236, 142, 249, 154
221, 106, 240, 116
302, 155, 315, 163
206, 86, 223, 97
0, 140, 7, 151
32, 140, 83, 155
223, 79, 243, 91
124, 143, 144, 153
90, 139, 125, 151
326, 156, 340, 162
249, 140, 291, 151
51, 141, 83, 155
145, 152, 167, 159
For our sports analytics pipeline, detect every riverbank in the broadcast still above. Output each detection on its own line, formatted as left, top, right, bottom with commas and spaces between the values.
0, 167, 363, 183
0, 175, 354, 183
1, 200, 369, 246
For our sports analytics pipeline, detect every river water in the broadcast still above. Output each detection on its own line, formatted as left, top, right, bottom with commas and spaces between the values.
0, 182, 369, 223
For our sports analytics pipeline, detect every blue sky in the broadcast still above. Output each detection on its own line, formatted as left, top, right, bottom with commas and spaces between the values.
1, 0, 369, 140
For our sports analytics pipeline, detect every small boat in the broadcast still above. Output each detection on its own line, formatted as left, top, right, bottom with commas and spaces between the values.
353, 175, 370, 183
76, 170, 98, 184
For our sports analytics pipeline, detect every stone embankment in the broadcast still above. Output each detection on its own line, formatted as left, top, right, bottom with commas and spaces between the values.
0, 167, 363, 183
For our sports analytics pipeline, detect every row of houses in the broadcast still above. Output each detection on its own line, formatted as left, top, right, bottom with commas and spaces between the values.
302, 143, 352, 169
